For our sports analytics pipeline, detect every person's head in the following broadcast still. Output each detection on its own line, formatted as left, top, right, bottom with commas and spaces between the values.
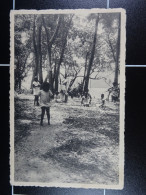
101, 94, 104, 99
55, 91, 59, 95
42, 82, 50, 92
34, 76, 38, 82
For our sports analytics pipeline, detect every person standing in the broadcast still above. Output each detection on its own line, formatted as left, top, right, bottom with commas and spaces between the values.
33, 76, 40, 106
100, 93, 105, 108
38, 82, 53, 126
81, 90, 92, 107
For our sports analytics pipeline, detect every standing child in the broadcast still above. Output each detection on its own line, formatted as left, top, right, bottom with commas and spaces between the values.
38, 82, 53, 126
33, 76, 40, 106
100, 93, 105, 108
81, 91, 92, 107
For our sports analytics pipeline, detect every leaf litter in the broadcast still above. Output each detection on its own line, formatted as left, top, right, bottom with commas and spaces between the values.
14, 95, 119, 185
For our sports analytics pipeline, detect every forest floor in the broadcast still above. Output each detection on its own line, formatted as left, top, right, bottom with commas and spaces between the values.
14, 94, 120, 186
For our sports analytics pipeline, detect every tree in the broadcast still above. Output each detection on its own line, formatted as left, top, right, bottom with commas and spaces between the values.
84, 14, 100, 93
14, 15, 33, 90
54, 15, 73, 92
114, 13, 121, 85
42, 14, 62, 90
14, 12, 121, 93
102, 13, 121, 85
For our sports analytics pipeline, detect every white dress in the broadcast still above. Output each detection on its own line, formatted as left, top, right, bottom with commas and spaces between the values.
33, 81, 40, 96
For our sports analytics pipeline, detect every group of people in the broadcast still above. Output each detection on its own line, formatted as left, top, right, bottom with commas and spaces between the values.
32, 76, 120, 126
81, 91, 92, 107
107, 82, 120, 102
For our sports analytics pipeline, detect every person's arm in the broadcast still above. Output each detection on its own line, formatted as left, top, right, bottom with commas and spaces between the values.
32, 82, 36, 88
49, 90, 53, 98
38, 82, 41, 87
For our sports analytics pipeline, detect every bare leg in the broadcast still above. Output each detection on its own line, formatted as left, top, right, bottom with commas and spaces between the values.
34, 96, 36, 106
40, 107, 45, 126
36, 95, 39, 106
46, 107, 50, 125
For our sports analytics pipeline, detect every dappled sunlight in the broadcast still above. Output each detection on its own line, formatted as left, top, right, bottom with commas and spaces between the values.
15, 94, 119, 184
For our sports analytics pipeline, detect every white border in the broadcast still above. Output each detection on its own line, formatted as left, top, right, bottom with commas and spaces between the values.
10, 8, 126, 189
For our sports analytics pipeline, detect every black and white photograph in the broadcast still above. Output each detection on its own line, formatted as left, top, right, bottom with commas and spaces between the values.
10, 9, 125, 189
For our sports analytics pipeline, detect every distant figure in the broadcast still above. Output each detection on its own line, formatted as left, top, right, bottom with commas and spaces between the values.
54, 92, 62, 103
38, 82, 53, 126
100, 93, 105, 108
33, 76, 40, 106
81, 91, 92, 107
111, 82, 120, 102
107, 87, 112, 101
107, 82, 120, 102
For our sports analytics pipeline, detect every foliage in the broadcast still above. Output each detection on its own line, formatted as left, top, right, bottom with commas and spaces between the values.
14, 12, 121, 92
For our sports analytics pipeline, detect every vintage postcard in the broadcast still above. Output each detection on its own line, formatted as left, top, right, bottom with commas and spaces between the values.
10, 9, 126, 189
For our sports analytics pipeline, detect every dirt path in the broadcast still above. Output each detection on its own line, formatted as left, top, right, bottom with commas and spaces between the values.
15, 94, 119, 185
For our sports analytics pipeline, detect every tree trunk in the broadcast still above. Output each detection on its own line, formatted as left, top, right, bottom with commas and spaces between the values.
37, 16, 43, 84
31, 16, 38, 88
68, 76, 77, 92
18, 79, 21, 90
52, 61, 56, 90
82, 51, 89, 92
42, 15, 62, 91
114, 14, 121, 85
84, 15, 99, 93
55, 39, 67, 92
55, 17, 73, 92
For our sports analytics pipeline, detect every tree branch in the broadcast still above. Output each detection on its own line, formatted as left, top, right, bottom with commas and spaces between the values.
49, 16, 62, 47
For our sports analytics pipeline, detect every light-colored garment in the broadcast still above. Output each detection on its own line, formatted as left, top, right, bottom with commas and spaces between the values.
38, 90, 53, 107
33, 81, 40, 95
54, 93, 62, 103
111, 87, 119, 97
82, 94, 91, 106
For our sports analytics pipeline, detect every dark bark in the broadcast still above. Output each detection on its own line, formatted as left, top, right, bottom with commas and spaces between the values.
42, 15, 62, 91
37, 16, 43, 84
114, 14, 121, 85
68, 76, 77, 92
52, 61, 57, 91
18, 79, 21, 90
55, 16, 73, 92
82, 51, 89, 91
55, 38, 67, 92
31, 16, 39, 88
107, 34, 116, 62
31, 16, 44, 88
84, 15, 99, 93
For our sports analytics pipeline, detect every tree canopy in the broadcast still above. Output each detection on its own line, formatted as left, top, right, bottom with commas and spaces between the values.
14, 12, 121, 93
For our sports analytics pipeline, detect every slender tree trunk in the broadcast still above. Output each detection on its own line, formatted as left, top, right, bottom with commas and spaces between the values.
55, 39, 67, 92
68, 76, 77, 92
37, 16, 43, 84
114, 14, 121, 85
31, 16, 38, 88
18, 79, 21, 90
42, 15, 62, 91
55, 69, 59, 92
82, 52, 89, 91
84, 15, 99, 93
52, 61, 57, 91
55, 16, 73, 92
